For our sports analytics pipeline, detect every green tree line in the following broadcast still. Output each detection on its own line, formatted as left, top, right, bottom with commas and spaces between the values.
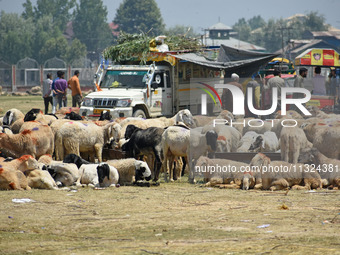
0, 0, 331, 65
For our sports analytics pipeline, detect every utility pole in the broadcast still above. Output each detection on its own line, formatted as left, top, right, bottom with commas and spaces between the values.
278, 25, 294, 70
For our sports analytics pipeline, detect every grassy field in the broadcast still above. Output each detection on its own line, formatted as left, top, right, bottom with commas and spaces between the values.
0, 180, 339, 255
0, 95, 339, 254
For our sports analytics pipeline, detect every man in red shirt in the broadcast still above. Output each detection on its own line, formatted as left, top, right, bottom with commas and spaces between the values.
68, 70, 83, 107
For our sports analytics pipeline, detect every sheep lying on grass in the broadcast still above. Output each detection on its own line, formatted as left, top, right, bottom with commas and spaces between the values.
299, 147, 340, 189
106, 158, 152, 185
76, 163, 119, 188
194, 156, 252, 189
250, 153, 322, 191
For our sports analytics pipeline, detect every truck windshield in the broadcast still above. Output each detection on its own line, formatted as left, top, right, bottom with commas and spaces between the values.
100, 70, 148, 88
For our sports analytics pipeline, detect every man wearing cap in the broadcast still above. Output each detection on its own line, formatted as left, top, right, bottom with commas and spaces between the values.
293, 67, 308, 99
222, 73, 243, 112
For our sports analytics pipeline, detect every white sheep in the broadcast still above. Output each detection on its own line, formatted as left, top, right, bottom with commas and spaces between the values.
202, 124, 241, 152
237, 131, 259, 152
76, 163, 119, 187
106, 158, 152, 185
280, 127, 312, 163
249, 131, 279, 153
161, 125, 190, 182
188, 127, 218, 183
55, 121, 121, 161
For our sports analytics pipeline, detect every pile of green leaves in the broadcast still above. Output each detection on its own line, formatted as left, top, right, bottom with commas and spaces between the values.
103, 32, 202, 64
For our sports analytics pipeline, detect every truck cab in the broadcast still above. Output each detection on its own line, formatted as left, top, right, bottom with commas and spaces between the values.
80, 64, 173, 118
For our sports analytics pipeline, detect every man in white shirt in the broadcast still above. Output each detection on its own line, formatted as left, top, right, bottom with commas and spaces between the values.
312, 66, 326, 95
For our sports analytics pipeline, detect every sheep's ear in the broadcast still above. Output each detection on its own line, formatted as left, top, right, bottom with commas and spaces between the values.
107, 125, 112, 138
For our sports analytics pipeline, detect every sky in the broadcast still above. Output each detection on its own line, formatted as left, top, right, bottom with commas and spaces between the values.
0, 0, 339, 32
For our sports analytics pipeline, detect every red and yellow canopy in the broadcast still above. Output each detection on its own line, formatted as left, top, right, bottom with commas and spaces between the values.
295, 48, 340, 67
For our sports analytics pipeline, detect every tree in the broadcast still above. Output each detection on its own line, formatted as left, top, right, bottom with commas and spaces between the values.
113, 0, 165, 36
0, 12, 35, 64
248, 15, 266, 30
232, 18, 251, 42
303, 11, 329, 31
73, 0, 113, 61
23, 0, 76, 33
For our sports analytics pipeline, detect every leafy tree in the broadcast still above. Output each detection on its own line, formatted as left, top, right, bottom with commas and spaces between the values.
232, 18, 251, 41
0, 12, 34, 64
303, 11, 329, 31
113, 0, 165, 36
248, 15, 266, 30
22, 0, 34, 20
73, 0, 113, 60
23, 0, 76, 33
63, 38, 87, 64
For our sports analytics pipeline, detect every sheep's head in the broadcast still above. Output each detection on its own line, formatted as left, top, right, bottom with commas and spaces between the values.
250, 153, 270, 169
242, 173, 255, 190
205, 130, 218, 152
298, 148, 317, 164
176, 109, 194, 128
135, 161, 152, 182
97, 163, 111, 186
249, 135, 263, 152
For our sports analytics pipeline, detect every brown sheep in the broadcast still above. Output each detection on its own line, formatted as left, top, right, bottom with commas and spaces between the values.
194, 156, 252, 189
0, 126, 54, 159
303, 122, 340, 159
299, 147, 340, 189
250, 153, 322, 191
0, 155, 40, 190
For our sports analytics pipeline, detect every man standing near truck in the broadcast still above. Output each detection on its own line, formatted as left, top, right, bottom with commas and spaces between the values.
68, 70, 83, 107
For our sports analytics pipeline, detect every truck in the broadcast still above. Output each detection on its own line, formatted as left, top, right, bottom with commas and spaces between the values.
79, 52, 224, 118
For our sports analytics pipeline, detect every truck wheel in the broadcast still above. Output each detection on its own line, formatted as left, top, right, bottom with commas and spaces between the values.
133, 109, 146, 118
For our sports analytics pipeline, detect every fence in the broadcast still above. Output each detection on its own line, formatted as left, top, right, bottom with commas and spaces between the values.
0, 57, 98, 92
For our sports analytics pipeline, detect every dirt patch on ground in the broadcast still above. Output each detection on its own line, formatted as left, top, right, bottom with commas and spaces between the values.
0, 181, 339, 254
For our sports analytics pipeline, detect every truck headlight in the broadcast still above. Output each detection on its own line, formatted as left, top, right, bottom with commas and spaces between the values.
83, 97, 93, 106
116, 99, 132, 107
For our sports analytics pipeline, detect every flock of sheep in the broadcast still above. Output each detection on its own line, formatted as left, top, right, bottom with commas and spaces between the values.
0, 105, 339, 191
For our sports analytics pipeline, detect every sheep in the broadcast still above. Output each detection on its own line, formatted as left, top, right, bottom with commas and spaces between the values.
249, 131, 279, 153
280, 127, 312, 163
0, 167, 30, 190
63, 154, 90, 169
3, 108, 24, 126
187, 127, 218, 183
0, 155, 40, 190
194, 156, 250, 189
64, 111, 83, 120
202, 124, 241, 152
299, 147, 340, 189
274, 110, 304, 120
303, 123, 340, 159
118, 109, 195, 140
106, 158, 152, 185
25, 169, 58, 190
121, 125, 164, 181
55, 121, 121, 161
250, 153, 322, 190
0, 155, 40, 172
237, 131, 259, 152
0, 125, 12, 135
76, 163, 119, 187
161, 125, 190, 182
0, 125, 54, 159
99, 110, 113, 121
42, 162, 79, 187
